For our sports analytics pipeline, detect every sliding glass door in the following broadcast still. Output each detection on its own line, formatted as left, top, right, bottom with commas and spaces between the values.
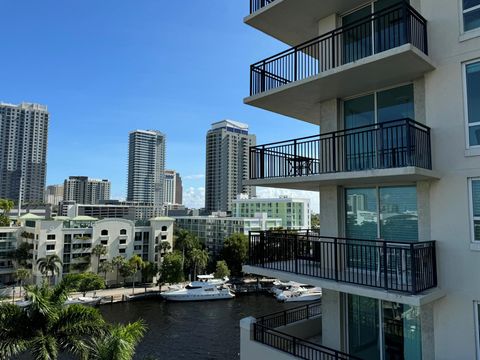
348, 295, 422, 360
343, 84, 414, 171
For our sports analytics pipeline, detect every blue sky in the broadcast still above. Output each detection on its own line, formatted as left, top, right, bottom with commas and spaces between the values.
0, 0, 319, 211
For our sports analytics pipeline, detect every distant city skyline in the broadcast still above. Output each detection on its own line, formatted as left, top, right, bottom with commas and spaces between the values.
0, 1, 320, 212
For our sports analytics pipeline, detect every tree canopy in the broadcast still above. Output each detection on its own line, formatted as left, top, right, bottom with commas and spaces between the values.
160, 251, 184, 284
214, 260, 230, 279
221, 233, 248, 276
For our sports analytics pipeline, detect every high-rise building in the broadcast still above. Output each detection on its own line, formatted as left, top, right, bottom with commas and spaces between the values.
0, 102, 49, 204
44, 184, 64, 206
63, 176, 110, 205
205, 120, 256, 213
240, 1, 480, 359
164, 170, 183, 205
127, 130, 166, 215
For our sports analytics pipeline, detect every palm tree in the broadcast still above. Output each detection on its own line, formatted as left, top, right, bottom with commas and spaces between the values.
128, 255, 144, 295
91, 244, 108, 274
36, 254, 63, 285
190, 248, 209, 280
0, 282, 106, 360
0, 199, 14, 226
160, 240, 171, 257
90, 320, 146, 360
98, 260, 113, 282
112, 256, 125, 286
14, 268, 30, 298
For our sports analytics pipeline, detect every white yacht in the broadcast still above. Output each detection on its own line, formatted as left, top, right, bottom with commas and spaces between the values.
276, 286, 322, 302
161, 283, 235, 302
64, 296, 103, 306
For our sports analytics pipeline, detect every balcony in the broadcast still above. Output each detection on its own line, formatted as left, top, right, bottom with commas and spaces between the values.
246, 0, 369, 46
249, 119, 437, 190
245, 2, 434, 124
246, 231, 438, 296
241, 302, 359, 360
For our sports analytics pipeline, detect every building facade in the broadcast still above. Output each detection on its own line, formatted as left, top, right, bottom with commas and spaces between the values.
127, 130, 166, 216
63, 176, 110, 205
233, 195, 311, 229
9, 215, 174, 286
240, 1, 480, 359
174, 212, 281, 256
164, 170, 183, 205
205, 120, 256, 213
0, 102, 49, 204
44, 184, 64, 206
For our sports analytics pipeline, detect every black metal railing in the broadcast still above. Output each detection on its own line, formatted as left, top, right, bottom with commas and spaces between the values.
248, 230, 437, 294
250, 0, 276, 14
253, 302, 361, 360
250, 2, 427, 96
250, 118, 432, 180
257, 301, 322, 329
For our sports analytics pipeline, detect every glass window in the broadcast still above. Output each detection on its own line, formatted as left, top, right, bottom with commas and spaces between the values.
466, 62, 480, 147
47, 234, 55, 240
348, 295, 380, 360
464, 0, 480, 32
346, 188, 378, 240
377, 84, 414, 123
120, 229, 127, 235
471, 179, 480, 241
101, 229, 108, 236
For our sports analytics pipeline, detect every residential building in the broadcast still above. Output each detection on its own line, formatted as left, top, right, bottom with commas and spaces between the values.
240, 1, 480, 359
174, 212, 281, 256
233, 194, 310, 229
44, 184, 64, 206
0, 227, 19, 284
63, 176, 110, 205
164, 170, 183, 205
0, 102, 49, 204
205, 120, 256, 213
127, 130, 166, 216
15, 214, 174, 285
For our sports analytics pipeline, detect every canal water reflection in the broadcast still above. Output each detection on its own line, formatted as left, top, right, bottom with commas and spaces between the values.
100, 295, 294, 360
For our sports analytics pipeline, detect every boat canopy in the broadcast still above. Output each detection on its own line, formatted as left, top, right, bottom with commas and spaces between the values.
197, 274, 214, 280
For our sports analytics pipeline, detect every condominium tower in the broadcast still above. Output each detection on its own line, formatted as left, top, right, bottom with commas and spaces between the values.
205, 120, 256, 213
63, 176, 110, 205
0, 102, 49, 204
164, 170, 183, 205
127, 130, 166, 214
240, 1, 480, 359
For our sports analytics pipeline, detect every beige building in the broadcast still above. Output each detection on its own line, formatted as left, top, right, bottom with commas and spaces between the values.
240, 1, 480, 359
3, 214, 174, 286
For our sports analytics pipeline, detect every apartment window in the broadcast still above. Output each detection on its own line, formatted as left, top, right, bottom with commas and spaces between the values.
470, 179, 480, 242
135, 232, 142, 241
134, 245, 141, 250
464, 0, 480, 32
119, 239, 126, 245
465, 61, 480, 148
101, 229, 108, 236
46, 244, 55, 251
119, 248, 126, 254
161, 226, 167, 231
120, 229, 127, 235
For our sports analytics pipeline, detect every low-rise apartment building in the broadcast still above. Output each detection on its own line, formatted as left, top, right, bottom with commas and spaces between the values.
2, 215, 174, 286
233, 195, 311, 229
174, 212, 281, 256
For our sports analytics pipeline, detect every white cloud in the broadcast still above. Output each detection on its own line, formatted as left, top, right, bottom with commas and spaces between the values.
256, 187, 319, 213
183, 174, 205, 180
183, 186, 205, 209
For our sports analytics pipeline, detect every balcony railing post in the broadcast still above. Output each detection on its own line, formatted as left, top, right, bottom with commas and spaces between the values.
260, 231, 265, 266
331, 133, 336, 172
406, 120, 412, 166
378, 122, 384, 169
260, 61, 266, 93
331, 33, 336, 68
292, 337, 297, 357
410, 243, 418, 294
403, 1, 411, 44
293, 234, 298, 274
294, 47, 298, 82
260, 145, 265, 179
334, 237, 338, 282
433, 242, 438, 287
293, 139, 298, 176
383, 241, 389, 290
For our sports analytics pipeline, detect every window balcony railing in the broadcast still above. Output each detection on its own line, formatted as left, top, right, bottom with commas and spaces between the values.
250, 0, 276, 14
250, 2, 427, 96
250, 119, 431, 180
248, 230, 437, 294
253, 302, 360, 360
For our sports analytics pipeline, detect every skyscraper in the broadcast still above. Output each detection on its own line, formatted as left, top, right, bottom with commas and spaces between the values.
164, 170, 183, 205
63, 176, 111, 204
127, 130, 166, 214
205, 120, 256, 213
0, 102, 49, 204
44, 184, 64, 206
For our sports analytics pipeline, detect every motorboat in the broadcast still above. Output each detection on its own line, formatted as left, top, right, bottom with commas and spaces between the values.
64, 296, 103, 306
161, 284, 235, 302
270, 281, 307, 296
276, 286, 322, 302
189, 274, 229, 287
